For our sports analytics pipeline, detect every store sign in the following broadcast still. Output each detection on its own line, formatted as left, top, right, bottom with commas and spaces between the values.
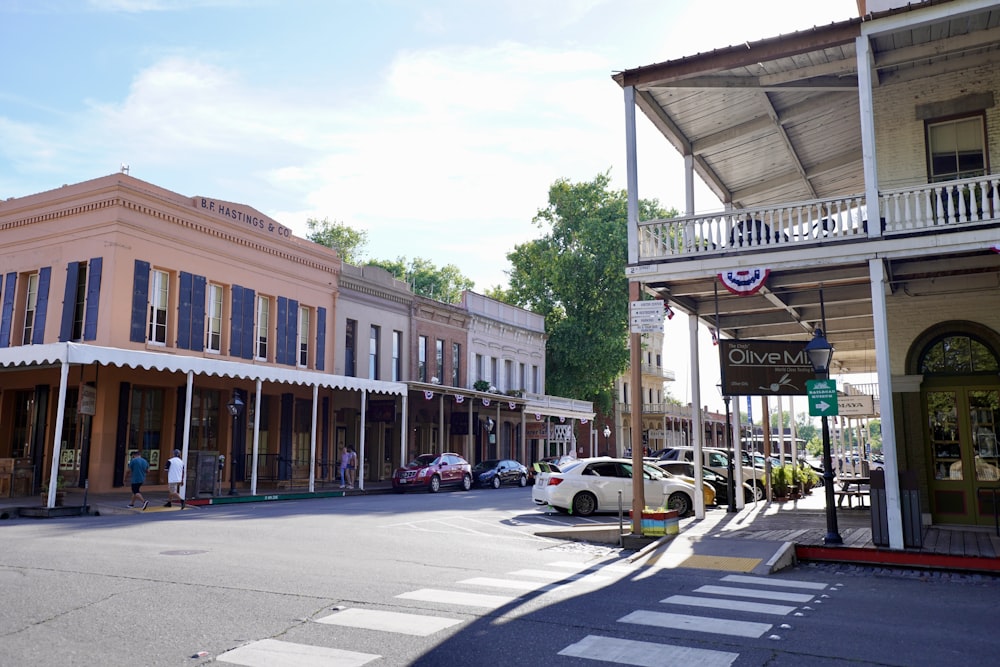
78, 385, 97, 416
839, 394, 876, 417
720, 339, 813, 396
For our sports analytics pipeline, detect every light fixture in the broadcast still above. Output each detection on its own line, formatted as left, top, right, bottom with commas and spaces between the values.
804, 329, 834, 376
226, 392, 245, 417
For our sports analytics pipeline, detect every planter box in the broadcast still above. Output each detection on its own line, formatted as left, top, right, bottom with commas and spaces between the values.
630, 508, 679, 537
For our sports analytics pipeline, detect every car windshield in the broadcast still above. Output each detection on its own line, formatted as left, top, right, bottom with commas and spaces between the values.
473, 459, 499, 472
407, 454, 438, 468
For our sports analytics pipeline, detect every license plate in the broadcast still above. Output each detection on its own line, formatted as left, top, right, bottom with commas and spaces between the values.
399, 479, 407, 484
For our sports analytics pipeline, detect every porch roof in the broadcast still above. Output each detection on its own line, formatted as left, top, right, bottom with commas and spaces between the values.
614, 1, 1000, 376
0, 342, 408, 396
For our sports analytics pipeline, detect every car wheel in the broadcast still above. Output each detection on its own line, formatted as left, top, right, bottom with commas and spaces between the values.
461, 474, 472, 491
428, 475, 441, 493
752, 482, 765, 501
668, 491, 692, 517
491, 475, 502, 489
518, 474, 527, 487
571, 492, 598, 517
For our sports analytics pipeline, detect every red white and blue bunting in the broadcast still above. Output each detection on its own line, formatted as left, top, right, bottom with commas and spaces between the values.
423, 390, 434, 400
482, 398, 491, 407
508, 401, 515, 410
454, 395, 464, 404
718, 267, 770, 296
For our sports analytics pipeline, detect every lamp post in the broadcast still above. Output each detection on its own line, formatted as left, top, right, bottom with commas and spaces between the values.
603, 425, 611, 456
717, 384, 737, 513
804, 329, 843, 545
226, 390, 244, 496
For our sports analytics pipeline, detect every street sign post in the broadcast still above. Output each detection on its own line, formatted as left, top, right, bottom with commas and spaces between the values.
629, 300, 664, 334
807, 379, 839, 417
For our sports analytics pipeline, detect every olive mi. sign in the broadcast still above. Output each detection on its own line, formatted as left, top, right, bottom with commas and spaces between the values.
720, 339, 813, 397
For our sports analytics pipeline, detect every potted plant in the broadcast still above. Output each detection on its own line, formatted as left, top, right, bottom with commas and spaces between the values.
798, 463, 819, 495
473, 380, 490, 392
771, 465, 790, 499
40, 476, 66, 506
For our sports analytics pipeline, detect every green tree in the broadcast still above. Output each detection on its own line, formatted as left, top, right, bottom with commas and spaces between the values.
367, 256, 474, 304
305, 218, 369, 265
496, 172, 674, 413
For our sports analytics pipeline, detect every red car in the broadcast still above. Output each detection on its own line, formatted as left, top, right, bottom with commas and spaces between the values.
392, 453, 473, 493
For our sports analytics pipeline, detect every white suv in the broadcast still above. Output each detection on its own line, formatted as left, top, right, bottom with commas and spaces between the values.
655, 446, 766, 500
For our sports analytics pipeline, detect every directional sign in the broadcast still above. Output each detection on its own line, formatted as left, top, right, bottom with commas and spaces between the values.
629, 300, 664, 315
807, 379, 839, 417
838, 394, 875, 417
630, 322, 664, 334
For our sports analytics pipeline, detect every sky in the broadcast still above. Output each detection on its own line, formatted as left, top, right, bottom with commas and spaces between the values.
0, 0, 859, 412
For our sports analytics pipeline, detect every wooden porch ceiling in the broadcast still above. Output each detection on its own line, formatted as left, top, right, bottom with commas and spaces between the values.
646, 249, 1000, 376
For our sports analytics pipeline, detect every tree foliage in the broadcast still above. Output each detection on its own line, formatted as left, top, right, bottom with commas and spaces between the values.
366, 257, 474, 304
306, 218, 369, 265
493, 172, 673, 413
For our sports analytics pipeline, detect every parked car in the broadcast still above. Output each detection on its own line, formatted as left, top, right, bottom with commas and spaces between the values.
531, 456, 697, 517
658, 446, 766, 501
472, 459, 529, 488
656, 460, 755, 505
392, 453, 472, 493
527, 454, 577, 485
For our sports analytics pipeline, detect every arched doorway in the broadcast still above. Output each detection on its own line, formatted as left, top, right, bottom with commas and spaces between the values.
916, 324, 1000, 525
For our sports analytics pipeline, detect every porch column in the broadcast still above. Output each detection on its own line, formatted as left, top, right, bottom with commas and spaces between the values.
181, 371, 193, 500
45, 358, 70, 509
733, 406, 746, 510
400, 393, 408, 469
467, 397, 473, 459
359, 390, 367, 491
308, 384, 318, 493
857, 32, 882, 239
250, 379, 262, 496
439, 393, 445, 456
624, 85, 639, 265
871, 258, 904, 549
690, 313, 705, 519
684, 153, 695, 215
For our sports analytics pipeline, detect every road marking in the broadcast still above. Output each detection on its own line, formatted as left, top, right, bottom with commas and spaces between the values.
396, 588, 516, 609
619, 609, 772, 638
457, 576, 553, 592
676, 554, 761, 572
559, 634, 737, 667
507, 568, 610, 583
547, 560, 636, 575
661, 594, 797, 616
216, 638, 379, 666
694, 584, 814, 603
722, 574, 828, 590
314, 608, 462, 636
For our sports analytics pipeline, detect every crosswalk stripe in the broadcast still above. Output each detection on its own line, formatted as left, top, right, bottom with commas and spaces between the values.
559, 634, 738, 667
547, 560, 636, 574
396, 588, 516, 609
661, 594, 797, 616
457, 576, 553, 592
694, 584, 815, 603
721, 574, 828, 590
216, 638, 379, 667
314, 608, 462, 636
619, 609, 772, 638
507, 568, 610, 583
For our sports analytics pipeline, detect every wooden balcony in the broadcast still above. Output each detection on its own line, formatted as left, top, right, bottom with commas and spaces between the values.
636, 175, 1000, 263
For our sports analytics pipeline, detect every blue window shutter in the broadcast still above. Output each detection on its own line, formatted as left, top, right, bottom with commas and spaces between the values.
230, 285, 243, 357
84, 257, 102, 341
276, 296, 288, 365
59, 262, 80, 342
242, 288, 255, 359
0, 273, 16, 348
191, 275, 206, 352
130, 260, 150, 343
287, 299, 298, 366
177, 272, 192, 350
32, 266, 51, 345
316, 307, 326, 371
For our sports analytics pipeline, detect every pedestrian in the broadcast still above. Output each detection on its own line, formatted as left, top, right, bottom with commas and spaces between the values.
126, 450, 149, 510
340, 445, 358, 489
165, 449, 186, 509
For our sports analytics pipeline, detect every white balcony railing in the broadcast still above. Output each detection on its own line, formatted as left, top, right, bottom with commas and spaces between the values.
636, 175, 1000, 263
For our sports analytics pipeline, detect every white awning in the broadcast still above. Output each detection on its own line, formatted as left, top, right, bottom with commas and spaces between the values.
0, 342, 407, 396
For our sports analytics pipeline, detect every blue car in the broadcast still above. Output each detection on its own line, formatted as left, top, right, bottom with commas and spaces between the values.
472, 459, 529, 489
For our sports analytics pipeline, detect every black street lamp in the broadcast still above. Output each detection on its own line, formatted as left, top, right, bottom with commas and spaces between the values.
804, 329, 843, 545
226, 390, 244, 496
717, 384, 737, 513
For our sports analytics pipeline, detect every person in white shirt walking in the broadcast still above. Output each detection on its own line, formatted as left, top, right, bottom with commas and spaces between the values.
165, 449, 186, 509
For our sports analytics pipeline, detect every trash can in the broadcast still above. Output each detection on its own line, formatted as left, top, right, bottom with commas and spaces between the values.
870, 469, 922, 548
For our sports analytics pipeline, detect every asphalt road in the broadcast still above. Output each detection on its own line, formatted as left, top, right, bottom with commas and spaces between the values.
0, 487, 995, 666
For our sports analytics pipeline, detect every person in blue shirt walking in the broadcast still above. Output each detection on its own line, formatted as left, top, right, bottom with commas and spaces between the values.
126, 450, 149, 510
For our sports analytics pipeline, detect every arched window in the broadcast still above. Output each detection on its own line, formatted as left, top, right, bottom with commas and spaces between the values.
918, 334, 999, 374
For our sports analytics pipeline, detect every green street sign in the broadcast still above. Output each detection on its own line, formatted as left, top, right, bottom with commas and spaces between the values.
806, 379, 839, 417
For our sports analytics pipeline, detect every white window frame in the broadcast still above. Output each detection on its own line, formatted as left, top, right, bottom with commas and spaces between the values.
148, 269, 169, 346
22, 272, 39, 345
255, 295, 270, 361
298, 306, 310, 367
205, 283, 223, 353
